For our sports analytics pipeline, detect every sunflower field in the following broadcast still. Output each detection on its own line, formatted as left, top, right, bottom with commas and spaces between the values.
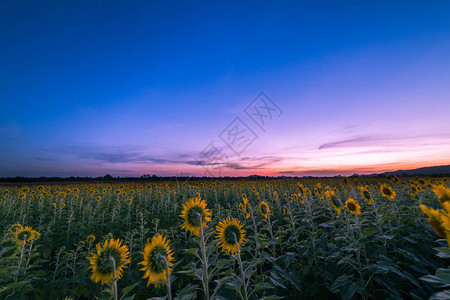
1, 176, 450, 299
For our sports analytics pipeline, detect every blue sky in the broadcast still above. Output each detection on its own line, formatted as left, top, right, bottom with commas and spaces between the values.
1, 1, 450, 177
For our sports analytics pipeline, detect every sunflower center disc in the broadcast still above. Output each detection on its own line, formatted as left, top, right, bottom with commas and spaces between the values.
17, 231, 31, 241
187, 205, 204, 227
149, 245, 167, 273
261, 205, 267, 214
97, 248, 121, 274
224, 224, 241, 245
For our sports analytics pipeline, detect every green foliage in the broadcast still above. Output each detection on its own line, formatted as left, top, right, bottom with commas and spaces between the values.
421, 247, 450, 299
0, 177, 448, 299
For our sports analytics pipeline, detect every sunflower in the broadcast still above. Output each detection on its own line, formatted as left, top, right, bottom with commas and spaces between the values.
419, 205, 450, 244
259, 201, 271, 219
15, 226, 36, 244
239, 197, 250, 219
440, 202, 450, 234
139, 234, 174, 287
273, 191, 279, 200
216, 217, 246, 254
380, 184, 396, 199
86, 234, 96, 243
345, 198, 361, 215
30, 231, 41, 242
298, 183, 305, 196
432, 184, 450, 206
126, 197, 133, 205
9, 223, 23, 235
59, 203, 65, 209
358, 186, 373, 204
325, 190, 341, 215
180, 197, 212, 236
86, 239, 131, 285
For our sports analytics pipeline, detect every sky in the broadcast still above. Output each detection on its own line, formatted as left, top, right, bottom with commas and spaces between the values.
1, 1, 450, 177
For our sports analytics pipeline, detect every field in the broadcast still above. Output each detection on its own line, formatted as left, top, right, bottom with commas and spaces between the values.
1, 176, 450, 299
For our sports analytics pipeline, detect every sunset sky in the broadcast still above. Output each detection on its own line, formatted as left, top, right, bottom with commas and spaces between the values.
1, 1, 450, 177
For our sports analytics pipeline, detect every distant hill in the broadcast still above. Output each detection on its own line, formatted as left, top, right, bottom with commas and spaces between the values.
382, 165, 450, 176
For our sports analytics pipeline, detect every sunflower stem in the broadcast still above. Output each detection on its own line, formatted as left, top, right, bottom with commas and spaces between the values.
233, 233, 248, 300
109, 256, 118, 300
159, 254, 172, 300
248, 205, 260, 260
286, 202, 299, 248
344, 212, 367, 300
15, 238, 26, 281
24, 239, 35, 270
198, 213, 210, 300
266, 215, 276, 256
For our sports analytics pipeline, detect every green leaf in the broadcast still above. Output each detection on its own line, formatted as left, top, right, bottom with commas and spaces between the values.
342, 280, 364, 300
120, 282, 140, 300
0, 239, 19, 258
269, 272, 286, 289
430, 290, 450, 300
212, 276, 233, 297
254, 282, 274, 292
421, 269, 450, 288
216, 259, 233, 268
262, 252, 276, 262
194, 268, 203, 281
176, 284, 198, 297
436, 247, 450, 258
330, 274, 353, 293
226, 277, 242, 293
184, 248, 201, 260
378, 235, 395, 240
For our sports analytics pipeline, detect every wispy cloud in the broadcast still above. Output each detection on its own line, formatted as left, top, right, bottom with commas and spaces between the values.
105, 169, 132, 173
318, 133, 450, 150
48, 146, 198, 165
34, 157, 56, 161
225, 156, 283, 170
45, 146, 285, 172
319, 136, 375, 150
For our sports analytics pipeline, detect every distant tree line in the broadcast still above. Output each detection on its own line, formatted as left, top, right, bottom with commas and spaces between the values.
1, 172, 449, 185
